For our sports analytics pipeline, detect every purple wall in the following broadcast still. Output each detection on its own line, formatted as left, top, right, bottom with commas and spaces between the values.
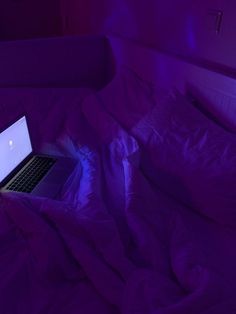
2, 0, 234, 71
153, 0, 236, 70
0, 0, 62, 40
60, 0, 150, 39
60, 0, 236, 70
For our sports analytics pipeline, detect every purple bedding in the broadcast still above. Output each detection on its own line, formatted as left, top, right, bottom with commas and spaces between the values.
1, 73, 236, 313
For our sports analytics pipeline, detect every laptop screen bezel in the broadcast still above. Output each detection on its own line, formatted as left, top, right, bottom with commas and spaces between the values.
0, 114, 34, 187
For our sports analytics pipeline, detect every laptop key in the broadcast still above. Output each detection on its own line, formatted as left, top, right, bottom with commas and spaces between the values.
6, 156, 56, 193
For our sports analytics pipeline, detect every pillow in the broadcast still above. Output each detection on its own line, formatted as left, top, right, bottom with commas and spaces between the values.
81, 66, 167, 135
132, 90, 236, 226
188, 87, 236, 133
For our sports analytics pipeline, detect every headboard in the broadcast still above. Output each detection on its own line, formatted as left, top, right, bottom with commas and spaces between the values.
108, 36, 236, 131
0, 35, 111, 89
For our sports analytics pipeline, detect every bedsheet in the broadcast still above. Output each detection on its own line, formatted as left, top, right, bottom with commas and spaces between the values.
1, 90, 236, 314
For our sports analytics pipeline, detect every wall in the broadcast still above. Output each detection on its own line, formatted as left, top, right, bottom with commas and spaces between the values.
60, 0, 236, 71
153, 0, 236, 71
0, 0, 62, 41
60, 0, 148, 38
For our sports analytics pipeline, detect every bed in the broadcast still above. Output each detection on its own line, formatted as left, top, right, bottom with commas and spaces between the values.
1, 35, 236, 314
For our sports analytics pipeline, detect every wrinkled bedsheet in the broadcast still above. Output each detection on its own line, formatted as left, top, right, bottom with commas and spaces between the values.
1, 89, 236, 314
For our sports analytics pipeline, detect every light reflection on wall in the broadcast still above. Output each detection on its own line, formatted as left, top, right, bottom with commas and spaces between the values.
102, 0, 138, 39
186, 16, 197, 51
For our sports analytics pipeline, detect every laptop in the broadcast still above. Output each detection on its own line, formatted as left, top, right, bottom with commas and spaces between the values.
0, 115, 78, 198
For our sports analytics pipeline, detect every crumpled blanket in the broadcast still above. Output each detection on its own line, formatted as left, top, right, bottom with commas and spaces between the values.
1, 90, 236, 314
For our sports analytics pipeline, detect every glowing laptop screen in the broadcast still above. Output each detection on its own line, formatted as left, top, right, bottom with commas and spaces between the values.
0, 116, 32, 183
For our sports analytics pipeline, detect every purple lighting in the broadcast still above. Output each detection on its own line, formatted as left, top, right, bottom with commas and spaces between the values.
0, 2, 236, 313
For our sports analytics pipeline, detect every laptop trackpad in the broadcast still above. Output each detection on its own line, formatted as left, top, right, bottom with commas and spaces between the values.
31, 158, 77, 198
32, 182, 62, 198
45, 169, 70, 183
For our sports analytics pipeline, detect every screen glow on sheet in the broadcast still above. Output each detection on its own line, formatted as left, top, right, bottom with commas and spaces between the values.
0, 116, 32, 182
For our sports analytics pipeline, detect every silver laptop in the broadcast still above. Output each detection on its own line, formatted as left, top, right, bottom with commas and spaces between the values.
0, 116, 78, 198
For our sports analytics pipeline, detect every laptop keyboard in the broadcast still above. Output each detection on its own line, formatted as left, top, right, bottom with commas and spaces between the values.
6, 156, 56, 193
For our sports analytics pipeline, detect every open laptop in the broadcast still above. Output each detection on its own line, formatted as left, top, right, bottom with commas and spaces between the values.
0, 115, 78, 198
